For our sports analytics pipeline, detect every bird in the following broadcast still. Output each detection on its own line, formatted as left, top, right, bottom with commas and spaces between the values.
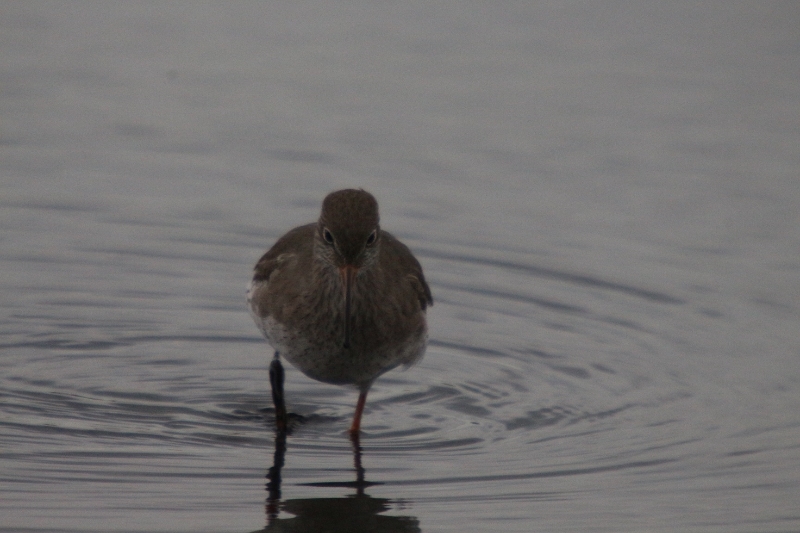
247, 189, 432, 435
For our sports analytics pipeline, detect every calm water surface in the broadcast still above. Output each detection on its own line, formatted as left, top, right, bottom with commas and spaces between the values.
2, 3, 799, 532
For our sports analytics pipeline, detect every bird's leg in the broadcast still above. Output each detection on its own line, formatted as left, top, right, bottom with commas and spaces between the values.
269, 353, 287, 432
349, 388, 369, 435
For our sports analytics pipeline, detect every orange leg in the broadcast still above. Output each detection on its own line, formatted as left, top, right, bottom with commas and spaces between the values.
349, 389, 369, 435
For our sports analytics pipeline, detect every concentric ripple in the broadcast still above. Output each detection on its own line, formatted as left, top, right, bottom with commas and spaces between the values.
2, 197, 798, 532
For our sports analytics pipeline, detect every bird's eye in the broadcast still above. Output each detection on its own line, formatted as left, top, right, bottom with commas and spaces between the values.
323, 228, 334, 244
366, 230, 377, 246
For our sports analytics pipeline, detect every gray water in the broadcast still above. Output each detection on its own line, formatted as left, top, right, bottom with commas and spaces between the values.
2, 2, 799, 532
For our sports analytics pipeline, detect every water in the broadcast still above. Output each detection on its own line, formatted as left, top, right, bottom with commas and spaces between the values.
2, 2, 799, 532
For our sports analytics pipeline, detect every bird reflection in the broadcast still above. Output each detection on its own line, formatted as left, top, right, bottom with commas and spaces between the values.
253, 431, 420, 533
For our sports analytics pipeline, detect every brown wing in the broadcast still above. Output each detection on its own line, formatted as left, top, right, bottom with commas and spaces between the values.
380, 231, 433, 310
252, 223, 316, 283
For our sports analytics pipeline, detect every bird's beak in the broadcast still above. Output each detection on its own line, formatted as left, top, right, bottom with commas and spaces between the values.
339, 265, 358, 349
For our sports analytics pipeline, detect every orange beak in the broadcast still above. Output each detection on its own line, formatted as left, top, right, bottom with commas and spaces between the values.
339, 265, 358, 349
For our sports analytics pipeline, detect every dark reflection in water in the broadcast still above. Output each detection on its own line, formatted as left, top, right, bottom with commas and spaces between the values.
255, 431, 420, 533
